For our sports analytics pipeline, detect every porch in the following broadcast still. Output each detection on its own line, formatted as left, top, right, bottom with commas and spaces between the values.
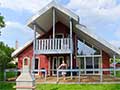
35, 38, 72, 54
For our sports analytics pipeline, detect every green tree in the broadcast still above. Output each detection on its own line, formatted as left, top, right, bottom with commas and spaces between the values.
0, 15, 5, 28
0, 14, 5, 36
0, 42, 15, 71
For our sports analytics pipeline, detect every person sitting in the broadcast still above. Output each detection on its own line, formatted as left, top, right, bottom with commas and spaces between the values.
57, 60, 67, 80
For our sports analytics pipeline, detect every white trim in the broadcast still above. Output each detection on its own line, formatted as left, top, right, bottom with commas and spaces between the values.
23, 57, 30, 68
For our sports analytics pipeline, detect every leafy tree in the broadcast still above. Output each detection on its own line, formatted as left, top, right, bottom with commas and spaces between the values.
0, 14, 5, 36
0, 42, 15, 71
0, 15, 5, 28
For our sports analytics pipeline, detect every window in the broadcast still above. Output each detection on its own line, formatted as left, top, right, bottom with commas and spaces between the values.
55, 33, 64, 38
77, 39, 100, 55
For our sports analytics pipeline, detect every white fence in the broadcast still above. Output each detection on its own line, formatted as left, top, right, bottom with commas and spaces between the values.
3, 68, 120, 82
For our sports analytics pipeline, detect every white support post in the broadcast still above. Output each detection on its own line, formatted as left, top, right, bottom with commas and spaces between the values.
113, 55, 116, 77
100, 50, 103, 82
53, 8, 55, 50
70, 17, 73, 79
92, 45, 94, 75
84, 56, 86, 75
32, 23, 36, 76
92, 55, 94, 75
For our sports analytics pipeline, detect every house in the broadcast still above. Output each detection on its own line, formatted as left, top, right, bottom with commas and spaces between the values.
12, 1, 120, 77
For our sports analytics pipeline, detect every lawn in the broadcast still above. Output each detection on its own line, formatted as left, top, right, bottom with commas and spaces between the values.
116, 71, 120, 77
36, 84, 120, 90
0, 83, 120, 90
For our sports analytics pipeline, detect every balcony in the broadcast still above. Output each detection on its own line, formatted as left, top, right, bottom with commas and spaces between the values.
35, 38, 72, 54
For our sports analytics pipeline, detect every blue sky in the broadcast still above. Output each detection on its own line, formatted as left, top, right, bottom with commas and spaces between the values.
0, 0, 120, 48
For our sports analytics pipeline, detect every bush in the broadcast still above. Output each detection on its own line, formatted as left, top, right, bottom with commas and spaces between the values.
7, 63, 16, 69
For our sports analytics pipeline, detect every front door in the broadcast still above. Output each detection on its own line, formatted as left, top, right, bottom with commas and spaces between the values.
52, 56, 64, 75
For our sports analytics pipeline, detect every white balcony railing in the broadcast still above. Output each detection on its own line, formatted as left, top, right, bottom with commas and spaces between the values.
35, 38, 72, 54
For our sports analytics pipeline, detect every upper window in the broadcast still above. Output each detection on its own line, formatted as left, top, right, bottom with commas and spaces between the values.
55, 33, 64, 38
77, 39, 100, 55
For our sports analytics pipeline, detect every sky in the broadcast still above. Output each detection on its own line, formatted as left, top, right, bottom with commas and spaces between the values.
0, 0, 120, 49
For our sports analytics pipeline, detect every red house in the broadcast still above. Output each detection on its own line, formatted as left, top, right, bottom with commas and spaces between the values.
12, 1, 120, 77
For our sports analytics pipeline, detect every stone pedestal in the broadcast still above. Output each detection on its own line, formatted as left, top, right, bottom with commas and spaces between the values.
15, 57, 35, 90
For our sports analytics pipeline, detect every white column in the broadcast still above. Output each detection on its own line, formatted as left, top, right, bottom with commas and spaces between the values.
70, 17, 73, 79
113, 55, 116, 77
84, 56, 86, 75
32, 23, 36, 75
100, 51, 103, 82
53, 8, 55, 50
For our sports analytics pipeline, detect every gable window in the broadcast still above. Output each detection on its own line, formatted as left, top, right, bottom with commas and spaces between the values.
77, 39, 100, 55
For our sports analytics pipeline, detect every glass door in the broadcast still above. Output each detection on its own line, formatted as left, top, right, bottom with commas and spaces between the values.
52, 57, 57, 75
34, 58, 39, 74
86, 57, 93, 74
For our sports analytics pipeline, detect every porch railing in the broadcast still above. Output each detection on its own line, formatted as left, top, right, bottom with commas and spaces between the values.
35, 38, 72, 54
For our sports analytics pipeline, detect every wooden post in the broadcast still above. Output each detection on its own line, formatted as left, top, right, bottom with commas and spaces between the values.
113, 55, 116, 77
70, 17, 73, 79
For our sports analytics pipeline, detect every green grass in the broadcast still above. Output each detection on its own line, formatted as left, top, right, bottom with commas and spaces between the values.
0, 82, 15, 90
1, 83, 120, 90
37, 84, 120, 90
116, 71, 120, 77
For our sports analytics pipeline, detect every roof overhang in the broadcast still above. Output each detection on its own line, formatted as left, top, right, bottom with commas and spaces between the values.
11, 35, 40, 57
75, 24, 120, 58
27, 1, 79, 34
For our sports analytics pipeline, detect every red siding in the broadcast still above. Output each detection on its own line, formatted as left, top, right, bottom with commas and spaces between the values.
102, 51, 110, 74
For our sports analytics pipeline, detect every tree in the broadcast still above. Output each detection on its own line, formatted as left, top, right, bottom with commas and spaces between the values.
0, 15, 5, 28
0, 42, 15, 71
0, 14, 5, 36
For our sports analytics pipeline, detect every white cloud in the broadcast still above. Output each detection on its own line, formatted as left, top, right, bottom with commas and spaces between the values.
0, 0, 52, 13
67, 0, 120, 22
5, 21, 23, 29
1, 21, 33, 34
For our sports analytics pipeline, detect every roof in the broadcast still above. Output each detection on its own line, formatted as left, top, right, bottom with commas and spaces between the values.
75, 24, 120, 57
27, 1, 79, 34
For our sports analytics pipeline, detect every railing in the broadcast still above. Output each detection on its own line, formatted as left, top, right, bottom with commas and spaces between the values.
57, 68, 120, 82
35, 38, 72, 54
